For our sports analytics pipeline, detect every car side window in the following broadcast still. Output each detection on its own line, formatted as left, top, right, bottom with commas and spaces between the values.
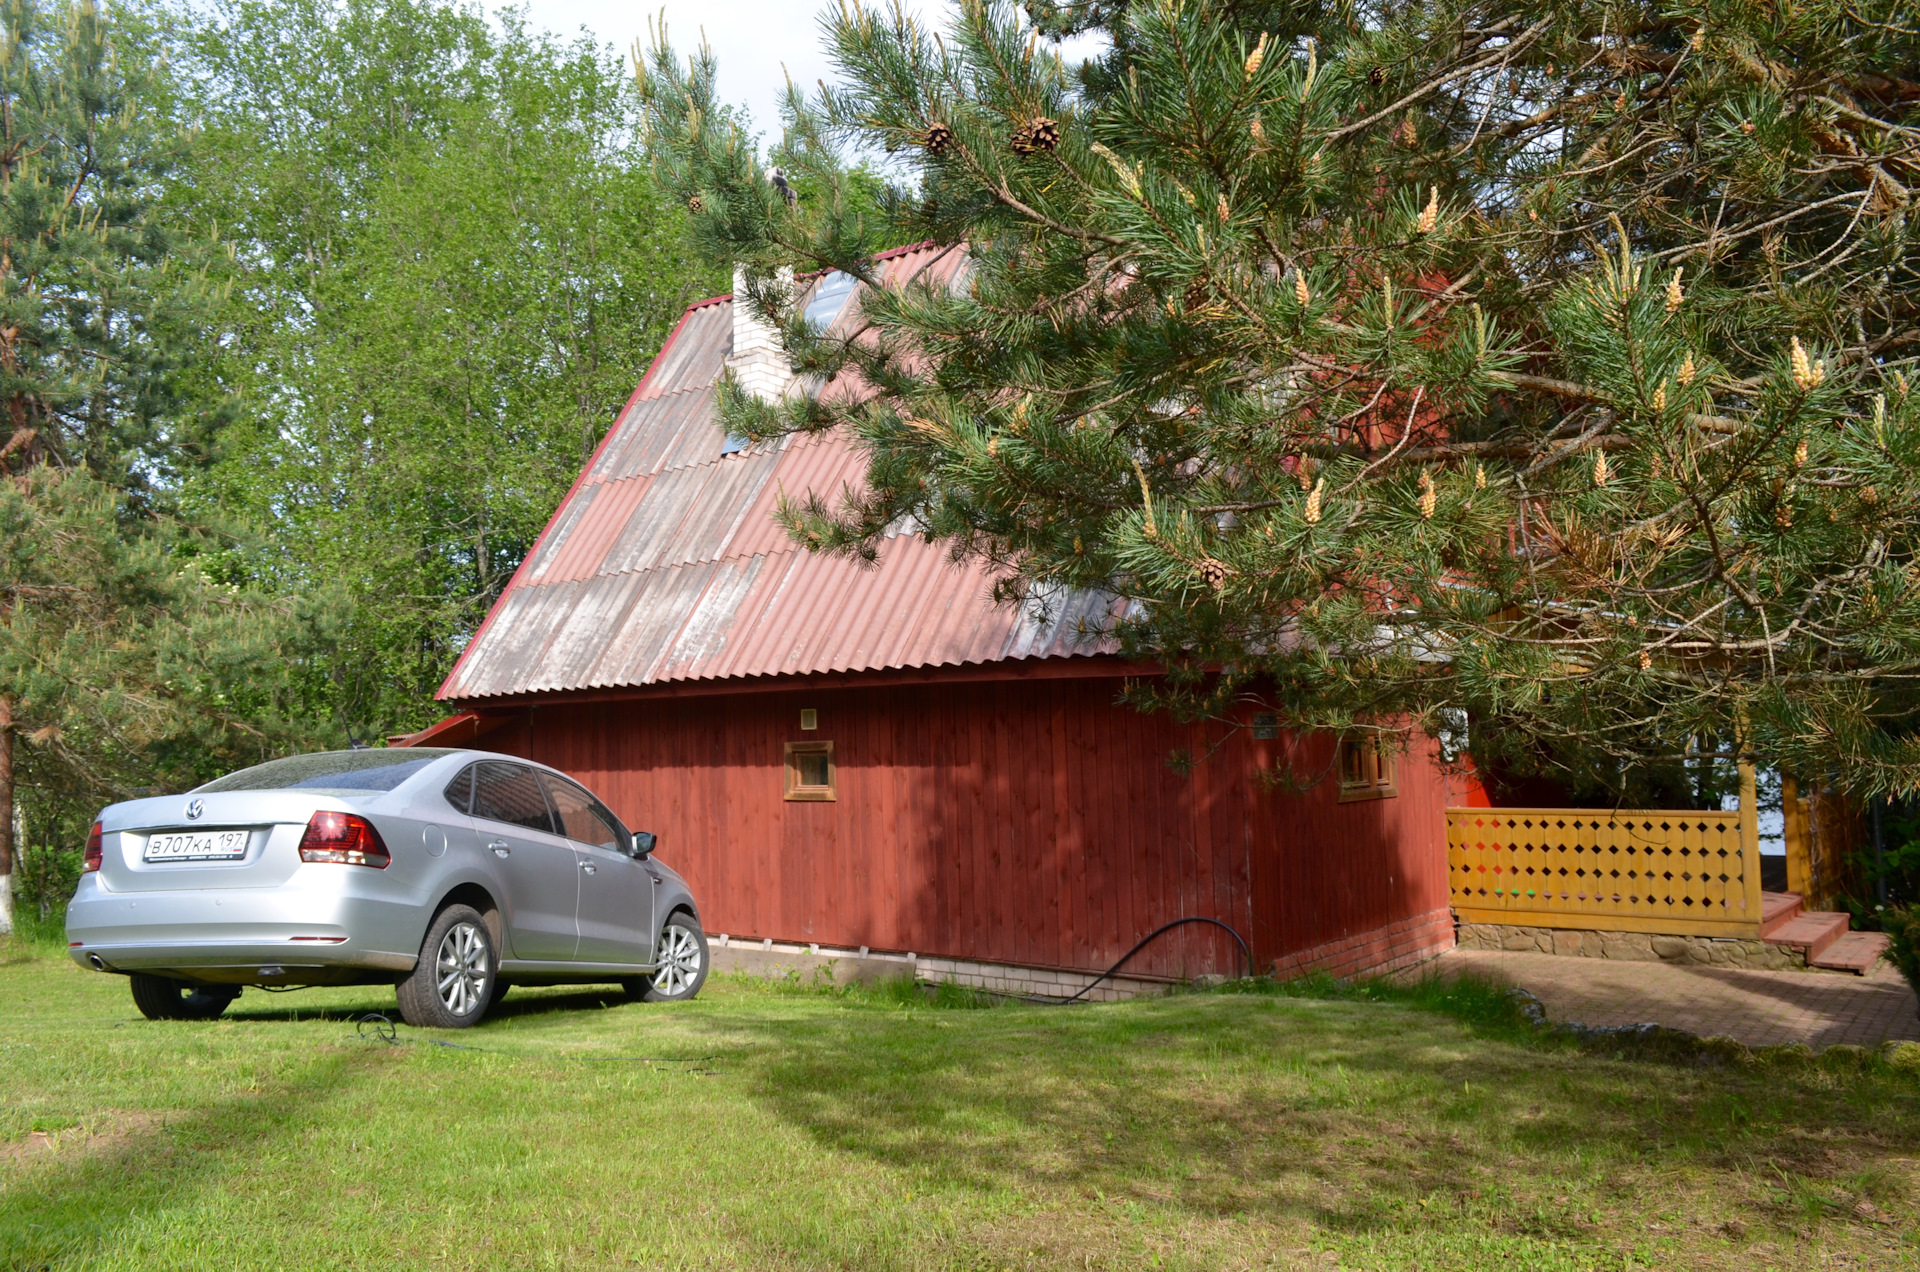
443, 764, 477, 813
541, 774, 625, 853
471, 761, 556, 835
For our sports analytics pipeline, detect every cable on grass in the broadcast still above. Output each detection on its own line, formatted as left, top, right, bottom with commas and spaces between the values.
952, 916, 1253, 1006
356, 1012, 399, 1044
1048, 916, 1254, 1005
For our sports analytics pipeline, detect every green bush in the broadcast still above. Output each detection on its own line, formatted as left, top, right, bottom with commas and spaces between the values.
15, 843, 81, 923
1884, 907, 1920, 1007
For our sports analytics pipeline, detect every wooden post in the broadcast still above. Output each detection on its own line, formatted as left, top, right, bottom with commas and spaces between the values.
1738, 757, 1762, 918
1782, 774, 1812, 898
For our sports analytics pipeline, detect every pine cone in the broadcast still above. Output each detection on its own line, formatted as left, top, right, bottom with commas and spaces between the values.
1010, 117, 1059, 156
922, 121, 955, 156
687, 194, 705, 213
1367, 64, 1387, 87
1199, 557, 1230, 591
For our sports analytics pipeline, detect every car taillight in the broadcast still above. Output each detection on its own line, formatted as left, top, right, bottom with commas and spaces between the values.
83, 822, 103, 873
297, 811, 391, 868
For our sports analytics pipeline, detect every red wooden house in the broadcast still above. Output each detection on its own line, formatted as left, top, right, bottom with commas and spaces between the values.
408, 244, 1468, 988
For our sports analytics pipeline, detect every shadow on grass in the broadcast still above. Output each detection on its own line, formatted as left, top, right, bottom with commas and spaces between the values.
220, 982, 642, 1025
0, 1045, 394, 1266
690, 972, 1920, 1240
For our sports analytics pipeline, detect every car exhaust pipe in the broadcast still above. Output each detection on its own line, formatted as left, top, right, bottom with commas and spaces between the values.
86, 953, 109, 971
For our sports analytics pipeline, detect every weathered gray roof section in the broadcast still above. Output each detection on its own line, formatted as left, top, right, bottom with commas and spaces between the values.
440, 244, 1122, 702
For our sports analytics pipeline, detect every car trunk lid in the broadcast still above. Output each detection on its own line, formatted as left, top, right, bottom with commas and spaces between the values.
97, 792, 321, 892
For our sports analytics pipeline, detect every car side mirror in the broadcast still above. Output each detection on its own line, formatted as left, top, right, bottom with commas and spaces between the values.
631, 830, 657, 858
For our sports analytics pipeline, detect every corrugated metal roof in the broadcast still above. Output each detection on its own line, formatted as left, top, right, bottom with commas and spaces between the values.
439, 242, 1118, 703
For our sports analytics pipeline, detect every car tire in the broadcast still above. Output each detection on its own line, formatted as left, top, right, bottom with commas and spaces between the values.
395, 904, 496, 1029
629, 912, 708, 1002
130, 973, 238, 1022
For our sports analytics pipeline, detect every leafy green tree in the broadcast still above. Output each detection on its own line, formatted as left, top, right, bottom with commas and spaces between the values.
1, 470, 320, 928
638, 0, 1920, 799
0, 0, 307, 931
176, 0, 720, 738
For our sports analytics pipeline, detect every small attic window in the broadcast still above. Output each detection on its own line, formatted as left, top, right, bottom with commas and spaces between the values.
1337, 737, 1398, 803
721, 432, 750, 456
804, 270, 858, 332
785, 741, 835, 801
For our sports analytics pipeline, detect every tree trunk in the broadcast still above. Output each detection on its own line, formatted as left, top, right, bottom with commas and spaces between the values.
0, 694, 13, 935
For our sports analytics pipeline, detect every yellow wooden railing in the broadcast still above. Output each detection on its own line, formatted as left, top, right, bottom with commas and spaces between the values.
1447, 770, 1764, 938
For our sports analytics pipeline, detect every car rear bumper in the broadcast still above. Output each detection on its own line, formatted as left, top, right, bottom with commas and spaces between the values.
66, 878, 421, 984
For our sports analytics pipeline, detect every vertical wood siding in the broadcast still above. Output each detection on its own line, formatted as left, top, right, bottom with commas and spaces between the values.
493, 677, 1457, 979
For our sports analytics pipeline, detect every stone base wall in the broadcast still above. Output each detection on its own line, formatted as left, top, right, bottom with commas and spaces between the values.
1455, 921, 1808, 971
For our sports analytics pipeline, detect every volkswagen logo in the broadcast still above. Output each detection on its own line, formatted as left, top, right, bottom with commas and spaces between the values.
184, 799, 205, 821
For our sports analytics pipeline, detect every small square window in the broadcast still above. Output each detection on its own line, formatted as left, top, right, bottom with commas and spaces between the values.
1251, 712, 1279, 740
784, 741, 835, 801
1337, 737, 1398, 802
799, 708, 818, 731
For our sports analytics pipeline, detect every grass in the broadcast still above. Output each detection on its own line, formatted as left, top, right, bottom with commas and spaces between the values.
3, 932, 1919, 1271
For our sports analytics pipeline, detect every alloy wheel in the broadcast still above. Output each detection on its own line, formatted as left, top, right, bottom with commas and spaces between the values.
652, 925, 702, 996
436, 920, 489, 1016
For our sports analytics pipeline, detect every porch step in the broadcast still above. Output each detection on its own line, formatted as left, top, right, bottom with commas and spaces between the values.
1763, 909, 1851, 963
1810, 931, 1892, 974
1760, 890, 1804, 938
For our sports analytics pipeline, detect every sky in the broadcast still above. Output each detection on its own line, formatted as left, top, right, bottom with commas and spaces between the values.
486, 0, 934, 146
488, 0, 1101, 150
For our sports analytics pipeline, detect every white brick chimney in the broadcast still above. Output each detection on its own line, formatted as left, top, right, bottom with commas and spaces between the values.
727, 266, 796, 403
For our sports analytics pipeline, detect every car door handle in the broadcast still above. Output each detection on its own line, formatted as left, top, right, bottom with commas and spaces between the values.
488, 841, 510, 857
580, 862, 597, 875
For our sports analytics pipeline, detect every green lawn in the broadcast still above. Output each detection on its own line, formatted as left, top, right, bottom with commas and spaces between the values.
3, 935, 1918, 1271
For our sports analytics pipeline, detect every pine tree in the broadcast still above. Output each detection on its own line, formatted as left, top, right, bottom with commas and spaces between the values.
0, 0, 303, 930
638, 0, 1920, 799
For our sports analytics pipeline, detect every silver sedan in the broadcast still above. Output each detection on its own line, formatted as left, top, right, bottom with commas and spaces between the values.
66, 748, 708, 1027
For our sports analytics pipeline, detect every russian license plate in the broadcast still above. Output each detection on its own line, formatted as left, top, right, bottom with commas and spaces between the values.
144, 829, 251, 862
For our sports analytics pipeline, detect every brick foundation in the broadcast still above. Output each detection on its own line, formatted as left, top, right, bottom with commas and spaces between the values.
708, 909, 1457, 1001
709, 936, 1180, 1002
1267, 908, 1457, 982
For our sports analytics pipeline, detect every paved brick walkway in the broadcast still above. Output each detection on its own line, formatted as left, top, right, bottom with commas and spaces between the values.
1439, 948, 1920, 1049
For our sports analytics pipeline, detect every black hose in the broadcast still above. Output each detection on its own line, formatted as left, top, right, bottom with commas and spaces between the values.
1049, 916, 1254, 1005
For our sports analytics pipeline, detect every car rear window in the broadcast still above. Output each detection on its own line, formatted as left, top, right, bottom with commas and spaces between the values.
196, 749, 460, 793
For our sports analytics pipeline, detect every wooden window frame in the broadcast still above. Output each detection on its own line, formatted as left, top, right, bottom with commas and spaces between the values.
784, 741, 836, 802
1336, 736, 1398, 803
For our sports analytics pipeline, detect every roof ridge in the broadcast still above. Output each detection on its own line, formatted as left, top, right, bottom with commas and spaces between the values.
684, 241, 945, 303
